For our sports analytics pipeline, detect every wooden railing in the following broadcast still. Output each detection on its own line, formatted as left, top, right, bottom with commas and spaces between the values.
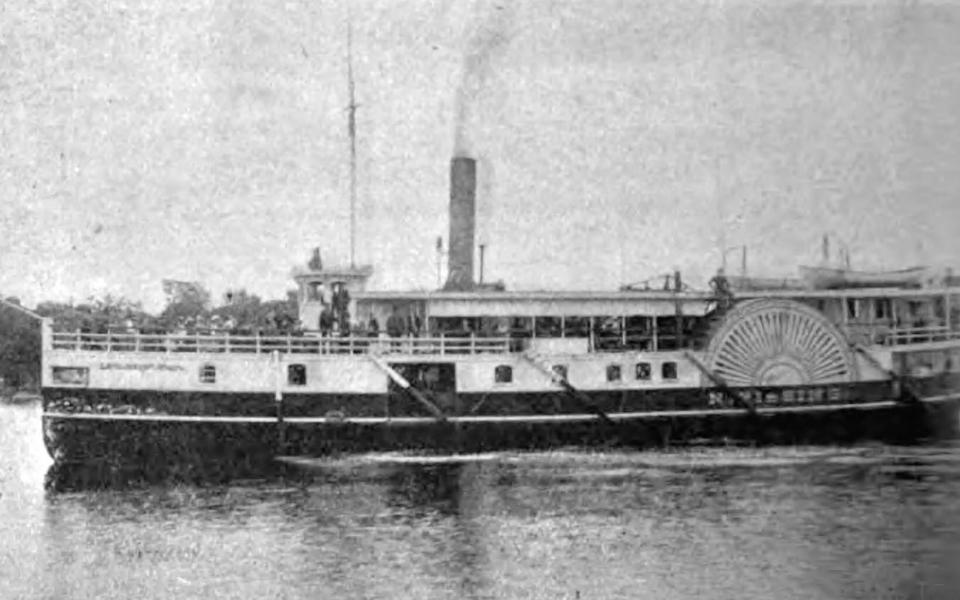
49, 330, 513, 356
51, 324, 960, 358
843, 324, 960, 347
885, 326, 960, 346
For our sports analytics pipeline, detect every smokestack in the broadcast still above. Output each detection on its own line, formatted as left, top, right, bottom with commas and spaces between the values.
444, 156, 477, 290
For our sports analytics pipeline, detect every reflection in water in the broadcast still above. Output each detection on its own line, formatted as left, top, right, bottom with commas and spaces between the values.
283, 459, 496, 599
383, 462, 480, 515
381, 462, 493, 597
2, 403, 960, 599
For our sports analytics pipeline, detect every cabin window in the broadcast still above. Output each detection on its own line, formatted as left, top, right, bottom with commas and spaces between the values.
52, 366, 89, 385
536, 317, 562, 338
635, 362, 652, 380
653, 317, 672, 350
935, 297, 947, 321
199, 364, 216, 384
875, 299, 889, 320
494, 365, 513, 383
661, 361, 678, 380
625, 316, 653, 350
552, 364, 568, 380
288, 364, 307, 386
606, 364, 622, 382
564, 316, 590, 337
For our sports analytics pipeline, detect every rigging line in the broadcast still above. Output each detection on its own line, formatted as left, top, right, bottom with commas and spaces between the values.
346, 11, 359, 269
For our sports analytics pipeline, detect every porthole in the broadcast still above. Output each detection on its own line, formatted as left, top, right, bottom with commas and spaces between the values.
199, 364, 216, 384
635, 362, 651, 380
662, 361, 678, 380
494, 365, 513, 383
606, 364, 622, 382
288, 364, 307, 386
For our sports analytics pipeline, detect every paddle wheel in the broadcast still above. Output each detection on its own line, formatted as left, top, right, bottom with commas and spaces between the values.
703, 298, 858, 386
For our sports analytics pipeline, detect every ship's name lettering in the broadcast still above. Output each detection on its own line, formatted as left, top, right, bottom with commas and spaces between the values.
707, 385, 846, 407
99, 362, 185, 372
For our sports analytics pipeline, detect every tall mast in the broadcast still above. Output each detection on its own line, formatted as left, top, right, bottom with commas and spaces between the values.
346, 16, 358, 269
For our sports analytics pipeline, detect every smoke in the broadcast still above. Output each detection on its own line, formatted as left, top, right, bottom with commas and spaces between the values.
476, 155, 495, 244
453, 1, 515, 156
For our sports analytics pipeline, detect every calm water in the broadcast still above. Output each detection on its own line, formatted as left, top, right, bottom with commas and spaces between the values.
2, 402, 959, 600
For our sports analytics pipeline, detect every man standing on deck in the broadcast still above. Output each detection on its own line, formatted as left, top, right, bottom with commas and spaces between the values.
386, 306, 406, 349
710, 268, 733, 312
319, 305, 335, 337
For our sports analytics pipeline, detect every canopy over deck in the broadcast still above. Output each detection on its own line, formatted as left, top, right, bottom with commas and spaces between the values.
355, 290, 716, 318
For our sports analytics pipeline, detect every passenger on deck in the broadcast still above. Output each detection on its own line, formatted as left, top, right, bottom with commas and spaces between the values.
480, 318, 496, 338
368, 316, 380, 338
710, 268, 733, 311
386, 307, 405, 338
386, 307, 406, 351
319, 306, 335, 337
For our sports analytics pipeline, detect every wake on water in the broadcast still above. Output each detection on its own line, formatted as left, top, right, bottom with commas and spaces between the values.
277, 443, 960, 479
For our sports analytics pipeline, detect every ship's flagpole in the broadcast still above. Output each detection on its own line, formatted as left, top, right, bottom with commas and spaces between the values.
346, 12, 358, 269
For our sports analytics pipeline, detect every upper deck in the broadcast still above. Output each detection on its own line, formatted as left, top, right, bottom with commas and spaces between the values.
47, 293, 960, 358
37, 261, 960, 359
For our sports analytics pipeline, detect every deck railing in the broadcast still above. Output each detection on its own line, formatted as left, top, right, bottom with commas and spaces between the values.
49, 330, 513, 356
51, 322, 960, 358
885, 326, 960, 346
843, 324, 960, 347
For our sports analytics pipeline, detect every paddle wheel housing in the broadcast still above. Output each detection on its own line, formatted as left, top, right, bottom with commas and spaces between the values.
703, 298, 858, 387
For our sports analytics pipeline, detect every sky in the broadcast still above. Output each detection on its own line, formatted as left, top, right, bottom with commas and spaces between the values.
2, 0, 960, 312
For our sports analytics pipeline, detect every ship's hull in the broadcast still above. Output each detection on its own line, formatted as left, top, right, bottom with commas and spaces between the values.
42, 377, 960, 480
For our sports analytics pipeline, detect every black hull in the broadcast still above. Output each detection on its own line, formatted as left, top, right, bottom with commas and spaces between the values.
42, 383, 960, 483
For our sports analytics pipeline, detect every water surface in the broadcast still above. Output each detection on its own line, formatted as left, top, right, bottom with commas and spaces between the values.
2, 402, 958, 599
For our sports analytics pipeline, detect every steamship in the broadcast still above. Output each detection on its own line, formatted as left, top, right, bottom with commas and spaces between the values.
39, 155, 960, 472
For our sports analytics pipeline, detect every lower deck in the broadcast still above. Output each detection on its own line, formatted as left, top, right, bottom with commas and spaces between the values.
41, 371, 960, 474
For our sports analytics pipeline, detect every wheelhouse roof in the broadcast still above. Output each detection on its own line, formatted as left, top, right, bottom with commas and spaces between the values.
350, 286, 960, 319
354, 290, 715, 317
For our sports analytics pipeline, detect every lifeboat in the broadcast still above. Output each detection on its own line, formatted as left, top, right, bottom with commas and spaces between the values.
798, 265, 931, 290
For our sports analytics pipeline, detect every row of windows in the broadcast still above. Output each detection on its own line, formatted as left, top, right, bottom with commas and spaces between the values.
199, 364, 308, 385
840, 298, 930, 320
494, 361, 678, 384
198, 361, 680, 386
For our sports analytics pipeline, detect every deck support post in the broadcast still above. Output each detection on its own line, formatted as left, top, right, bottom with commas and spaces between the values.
273, 350, 286, 453
651, 317, 658, 352
946, 292, 952, 332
